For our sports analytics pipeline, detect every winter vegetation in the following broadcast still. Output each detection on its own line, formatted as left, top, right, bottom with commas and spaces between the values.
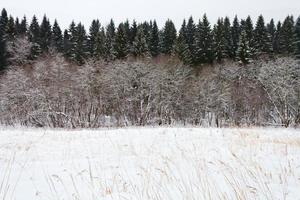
0, 8, 299, 128
1, 127, 300, 200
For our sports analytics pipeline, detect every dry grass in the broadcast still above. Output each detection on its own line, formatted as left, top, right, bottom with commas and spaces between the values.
0, 127, 299, 200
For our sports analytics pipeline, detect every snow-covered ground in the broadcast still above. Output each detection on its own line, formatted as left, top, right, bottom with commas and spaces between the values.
0, 127, 299, 200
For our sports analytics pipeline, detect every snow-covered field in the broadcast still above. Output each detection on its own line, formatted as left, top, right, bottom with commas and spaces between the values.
0, 127, 300, 200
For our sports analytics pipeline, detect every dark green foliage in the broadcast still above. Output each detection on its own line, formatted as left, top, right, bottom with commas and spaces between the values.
28, 15, 41, 59
52, 20, 63, 52
267, 19, 276, 53
195, 14, 214, 64
176, 20, 193, 65
243, 16, 255, 55
214, 18, 226, 62
237, 30, 251, 64
149, 20, 160, 57
0, 9, 8, 70
161, 19, 177, 55
114, 23, 128, 59
280, 16, 295, 54
19, 16, 27, 35
88, 19, 100, 57
273, 22, 282, 54
39, 15, 52, 52
63, 29, 70, 57
104, 19, 116, 60
295, 17, 300, 59
74, 23, 89, 64
223, 17, 233, 58
254, 15, 272, 54
6, 16, 15, 39
185, 16, 196, 58
132, 26, 149, 57
231, 16, 240, 59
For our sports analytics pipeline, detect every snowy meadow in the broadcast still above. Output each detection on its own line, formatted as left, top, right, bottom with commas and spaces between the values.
0, 127, 299, 200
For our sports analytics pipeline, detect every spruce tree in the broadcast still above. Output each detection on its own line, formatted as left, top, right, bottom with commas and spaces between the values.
295, 17, 300, 59
280, 16, 295, 54
185, 16, 196, 55
132, 26, 149, 57
68, 21, 77, 61
0, 9, 8, 34
273, 21, 282, 54
161, 19, 177, 55
149, 20, 160, 57
39, 15, 52, 52
52, 20, 63, 52
7, 16, 15, 40
130, 20, 138, 45
74, 23, 88, 64
237, 30, 251, 64
28, 15, 41, 59
244, 16, 255, 55
114, 23, 128, 59
214, 18, 225, 62
176, 19, 192, 65
231, 16, 240, 59
254, 15, 272, 54
0, 9, 8, 70
63, 29, 71, 58
195, 14, 214, 64
94, 27, 106, 59
104, 19, 116, 60
267, 19, 276, 54
88, 19, 100, 57
223, 17, 233, 58
19, 16, 27, 35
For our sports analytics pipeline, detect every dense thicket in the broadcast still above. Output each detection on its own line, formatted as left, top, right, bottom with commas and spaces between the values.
0, 8, 299, 128
0, 8, 300, 68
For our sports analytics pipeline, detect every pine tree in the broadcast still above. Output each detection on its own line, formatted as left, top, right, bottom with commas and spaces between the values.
28, 15, 41, 59
104, 19, 116, 60
149, 20, 160, 57
176, 19, 192, 65
267, 19, 276, 54
39, 15, 52, 52
88, 19, 100, 57
114, 23, 128, 59
237, 30, 251, 64
295, 17, 300, 59
280, 16, 295, 54
231, 16, 240, 59
161, 19, 177, 55
214, 18, 225, 62
223, 17, 233, 58
132, 26, 149, 57
52, 20, 63, 52
254, 15, 272, 54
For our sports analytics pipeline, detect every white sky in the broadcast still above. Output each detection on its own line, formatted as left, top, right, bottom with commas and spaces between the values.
1, 0, 300, 29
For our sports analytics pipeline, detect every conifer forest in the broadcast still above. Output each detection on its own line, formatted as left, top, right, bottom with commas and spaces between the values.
0, 8, 299, 128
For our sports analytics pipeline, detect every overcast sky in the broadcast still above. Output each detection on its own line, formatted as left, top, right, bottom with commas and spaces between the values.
1, 0, 300, 29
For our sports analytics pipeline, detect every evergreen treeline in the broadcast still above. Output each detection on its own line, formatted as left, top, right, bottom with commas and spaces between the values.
1, 8, 300, 70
